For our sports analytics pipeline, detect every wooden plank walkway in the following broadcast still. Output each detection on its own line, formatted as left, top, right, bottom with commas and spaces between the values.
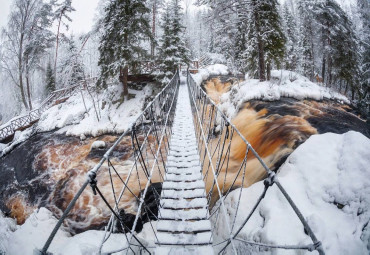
155, 78, 214, 255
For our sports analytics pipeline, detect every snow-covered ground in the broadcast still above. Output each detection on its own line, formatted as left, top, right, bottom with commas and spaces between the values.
192, 65, 350, 119
214, 131, 370, 254
1, 131, 368, 254
0, 208, 135, 254
0, 83, 154, 155
37, 83, 153, 138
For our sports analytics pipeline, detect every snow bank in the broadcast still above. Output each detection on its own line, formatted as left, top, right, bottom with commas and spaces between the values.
220, 70, 349, 118
192, 64, 230, 86
0, 207, 143, 254
205, 64, 229, 76
214, 131, 370, 254
192, 69, 350, 119
0, 128, 33, 156
37, 83, 153, 137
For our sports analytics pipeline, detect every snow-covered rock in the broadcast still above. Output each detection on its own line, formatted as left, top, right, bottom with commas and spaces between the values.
91, 140, 106, 149
214, 131, 370, 254
205, 64, 229, 76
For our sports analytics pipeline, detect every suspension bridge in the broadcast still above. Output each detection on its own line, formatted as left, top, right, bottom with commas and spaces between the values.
27, 69, 325, 254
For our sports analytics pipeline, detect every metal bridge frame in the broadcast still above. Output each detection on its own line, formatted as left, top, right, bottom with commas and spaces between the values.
36, 70, 324, 255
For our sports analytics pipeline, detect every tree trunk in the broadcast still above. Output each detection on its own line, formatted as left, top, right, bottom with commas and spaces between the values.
321, 55, 326, 84
351, 86, 355, 101
151, 0, 157, 58
266, 61, 271, 81
54, 12, 63, 84
26, 71, 33, 110
344, 81, 349, 95
122, 65, 129, 97
18, 34, 28, 110
253, 1, 266, 81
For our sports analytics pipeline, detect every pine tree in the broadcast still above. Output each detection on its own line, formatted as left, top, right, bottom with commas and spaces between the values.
57, 36, 85, 87
53, 0, 75, 83
297, 0, 315, 80
98, 0, 152, 95
157, 0, 190, 85
234, 6, 248, 74
282, 1, 298, 71
245, 0, 286, 81
313, 0, 359, 96
356, 0, 370, 118
46, 61, 56, 94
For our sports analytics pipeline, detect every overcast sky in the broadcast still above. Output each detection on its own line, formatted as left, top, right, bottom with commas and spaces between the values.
0, 0, 355, 34
0, 0, 100, 34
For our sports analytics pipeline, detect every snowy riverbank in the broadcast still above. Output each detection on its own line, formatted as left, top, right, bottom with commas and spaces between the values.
192, 65, 350, 119
1, 131, 369, 254
214, 131, 370, 254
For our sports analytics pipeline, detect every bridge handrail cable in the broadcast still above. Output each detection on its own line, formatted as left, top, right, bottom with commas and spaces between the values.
186, 70, 325, 255
38, 70, 180, 255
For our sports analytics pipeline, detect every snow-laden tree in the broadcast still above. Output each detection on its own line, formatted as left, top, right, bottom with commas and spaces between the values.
313, 0, 359, 96
45, 60, 56, 94
244, 0, 286, 80
157, 0, 191, 85
297, 0, 315, 81
147, 0, 165, 58
98, 0, 152, 96
53, 0, 75, 83
0, 0, 54, 110
58, 35, 85, 87
282, 1, 299, 71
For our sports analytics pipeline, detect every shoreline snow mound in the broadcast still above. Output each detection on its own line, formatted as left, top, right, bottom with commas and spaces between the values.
192, 68, 350, 119
214, 131, 370, 255
0, 207, 134, 254
37, 83, 153, 137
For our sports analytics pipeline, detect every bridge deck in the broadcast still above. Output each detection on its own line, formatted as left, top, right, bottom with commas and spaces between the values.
155, 78, 214, 254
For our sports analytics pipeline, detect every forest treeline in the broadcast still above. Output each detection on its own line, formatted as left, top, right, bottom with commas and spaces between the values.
0, 0, 368, 121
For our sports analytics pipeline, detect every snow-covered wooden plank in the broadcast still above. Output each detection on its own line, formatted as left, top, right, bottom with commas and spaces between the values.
164, 173, 203, 182
156, 232, 212, 245
157, 220, 211, 233
155, 246, 214, 255
162, 180, 205, 190
161, 189, 206, 199
160, 198, 208, 209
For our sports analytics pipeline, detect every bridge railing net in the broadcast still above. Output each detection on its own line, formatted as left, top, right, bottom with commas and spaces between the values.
187, 71, 325, 255
39, 71, 180, 255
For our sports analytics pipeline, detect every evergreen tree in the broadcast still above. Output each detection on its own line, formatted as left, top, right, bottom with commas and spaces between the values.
313, 0, 359, 91
357, 0, 370, 119
46, 61, 56, 94
58, 36, 85, 87
282, 1, 298, 71
98, 0, 152, 95
297, 0, 315, 80
245, 0, 286, 81
53, 0, 75, 83
157, 0, 190, 85
234, 7, 248, 74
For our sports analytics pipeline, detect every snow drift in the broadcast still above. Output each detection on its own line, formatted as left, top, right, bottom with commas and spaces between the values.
214, 131, 370, 254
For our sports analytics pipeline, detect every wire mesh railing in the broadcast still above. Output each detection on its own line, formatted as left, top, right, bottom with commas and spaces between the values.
187, 70, 325, 255
38, 71, 180, 255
